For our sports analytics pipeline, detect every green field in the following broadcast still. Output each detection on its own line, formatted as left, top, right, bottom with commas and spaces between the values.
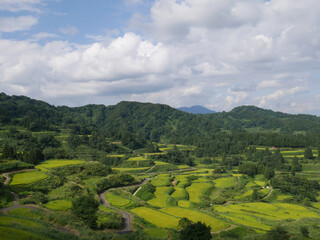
10, 171, 48, 185
112, 167, 150, 173
144, 229, 168, 239
214, 202, 320, 230
214, 177, 237, 188
177, 200, 191, 208
186, 182, 212, 203
131, 207, 179, 228
126, 156, 148, 161
161, 207, 230, 231
151, 175, 172, 187
106, 192, 131, 207
148, 186, 174, 208
36, 159, 84, 169
44, 199, 72, 211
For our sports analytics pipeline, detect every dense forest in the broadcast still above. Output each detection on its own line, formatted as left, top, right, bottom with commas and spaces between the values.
1, 92, 320, 240
1, 92, 320, 150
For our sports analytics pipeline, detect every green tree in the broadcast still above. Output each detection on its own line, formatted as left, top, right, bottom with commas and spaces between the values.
1, 144, 16, 159
304, 147, 314, 159
300, 226, 309, 238
179, 221, 212, 240
178, 217, 192, 229
252, 189, 259, 201
266, 226, 290, 240
71, 192, 100, 229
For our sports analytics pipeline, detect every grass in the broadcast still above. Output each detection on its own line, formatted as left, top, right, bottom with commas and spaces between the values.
177, 165, 190, 169
44, 199, 72, 211
148, 187, 174, 208
178, 200, 191, 208
154, 161, 169, 165
235, 190, 253, 199
106, 192, 131, 207
151, 175, 172, 187
144, 229, 168, 239
112, 167, 150, 173
213, 177, 237, 188
0, 226, 44, 240
0, 216, 41, 229
171, 187, 188, 200
214, 202, 320, 223
186, 182, 212, 203
7, 208, 40, 220
131, 207, 179, 228
161, 207, 230, 231
36, 159, 84, 169
126, 156, 148, 161
10, 171, 48, 185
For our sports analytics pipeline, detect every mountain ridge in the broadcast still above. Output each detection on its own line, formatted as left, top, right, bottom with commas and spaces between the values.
178, 105, 216, 114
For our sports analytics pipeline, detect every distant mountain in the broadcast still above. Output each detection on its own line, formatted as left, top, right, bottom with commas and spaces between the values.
178, 105, 216, 114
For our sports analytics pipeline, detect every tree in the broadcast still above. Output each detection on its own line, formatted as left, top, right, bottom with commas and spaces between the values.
1, 144, 16, 159
178, 217, 192, 229
252, 189, 259, 201
179, 221, 212, 240
71, 192, 100, 229
266, 226, 290, 240
304, 147, 314, 159
300, 226, 309, 238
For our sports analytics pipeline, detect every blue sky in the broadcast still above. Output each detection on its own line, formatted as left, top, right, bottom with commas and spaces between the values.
0, 0, 320, 115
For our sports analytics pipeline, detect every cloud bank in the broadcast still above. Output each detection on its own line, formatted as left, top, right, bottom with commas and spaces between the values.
1, 0, 320, 114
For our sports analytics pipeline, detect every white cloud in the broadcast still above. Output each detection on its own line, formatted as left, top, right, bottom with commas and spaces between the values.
0, 0, 42, 12
32, 32, 59, 40
0, 16, 38, 32
257, 80, 280, 89
1, 0, 320, 114
59, 25, 79, 36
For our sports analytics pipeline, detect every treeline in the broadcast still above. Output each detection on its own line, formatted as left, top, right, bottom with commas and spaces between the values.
2, 93, 320, 146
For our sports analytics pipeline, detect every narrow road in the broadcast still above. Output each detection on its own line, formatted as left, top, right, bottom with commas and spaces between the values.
98, 177, 151, 235
262, 187, 273, 199
1, 171, 42, 213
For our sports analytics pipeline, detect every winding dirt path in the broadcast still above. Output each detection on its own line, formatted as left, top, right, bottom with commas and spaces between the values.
98, 178, 151, 235
262, 187, 273, 199
1, 170, 43, 213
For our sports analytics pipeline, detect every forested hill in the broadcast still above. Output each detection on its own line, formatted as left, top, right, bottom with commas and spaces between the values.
1, 92, 320, 142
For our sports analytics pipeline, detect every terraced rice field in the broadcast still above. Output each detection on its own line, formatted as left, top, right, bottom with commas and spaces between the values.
148, 187, 173, 208
171, 187, 188, 200
213, 177, 237, 188
186, 182, 212, 203
144, 229, 168, 239
10, 171, 48, 185
151, 175, 172, 187
177, 200, 191, 208
44, 199, 72, 211
126, 156, 148, 161
36, 159, 84, 169
161, 207, 230, 231
235, 190, 253, 199
131, 207, 179, 228
214, 202, 320, 230
106, 193, 131, 207
112, 167, 150, 173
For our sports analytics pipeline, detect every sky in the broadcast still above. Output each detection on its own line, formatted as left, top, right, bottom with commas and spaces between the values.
0, 0, 320, 115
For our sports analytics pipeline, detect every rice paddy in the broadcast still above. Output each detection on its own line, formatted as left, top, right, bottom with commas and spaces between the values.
131, 207, 179, 228
214, 202, 320, 230
186, 182, 212, 203
36, 159, 84, 169
10, 171, 48, 185
160, 207, 230, 231
105, 193, 131, 207
213, 177, 237, 188
44, 199, 72, 211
